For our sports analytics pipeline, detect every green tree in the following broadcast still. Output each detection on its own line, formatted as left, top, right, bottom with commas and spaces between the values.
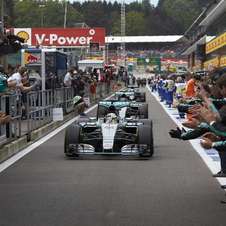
141, 0, 152, 18
162, 0, 200, 33
111, 11, 145, 36
13, 0, 41, 28
4, 0, 15, 26
62, 2, 84, 28
106, 11, 120, 35
83, 2, 108, 28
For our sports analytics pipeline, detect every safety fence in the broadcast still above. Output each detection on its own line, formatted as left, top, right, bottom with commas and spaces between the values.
0, 80, 118, 147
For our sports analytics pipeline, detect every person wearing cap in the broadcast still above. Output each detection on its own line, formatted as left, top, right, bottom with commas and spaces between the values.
63, 68, 74, 87
71, 70, 80, 95
174, 76, 185, 118
72, 90, 87, 117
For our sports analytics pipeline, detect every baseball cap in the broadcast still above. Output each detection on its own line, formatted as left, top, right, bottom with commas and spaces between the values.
73, 70, 77, 74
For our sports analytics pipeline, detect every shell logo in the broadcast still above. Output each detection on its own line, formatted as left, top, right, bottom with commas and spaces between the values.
16, 31, 29, 43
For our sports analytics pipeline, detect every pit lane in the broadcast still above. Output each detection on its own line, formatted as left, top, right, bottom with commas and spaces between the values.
0, 81, 226, 225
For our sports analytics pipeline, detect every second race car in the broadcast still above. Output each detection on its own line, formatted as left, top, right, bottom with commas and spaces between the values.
115, 85, 146, 102
96, 100, 148, 119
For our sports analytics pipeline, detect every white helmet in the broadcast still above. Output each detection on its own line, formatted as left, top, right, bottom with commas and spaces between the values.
105, 113, 118, 124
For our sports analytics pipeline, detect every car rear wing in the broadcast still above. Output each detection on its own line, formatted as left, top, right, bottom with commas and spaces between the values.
115, 91, 134, 96
127, 84, 138, 88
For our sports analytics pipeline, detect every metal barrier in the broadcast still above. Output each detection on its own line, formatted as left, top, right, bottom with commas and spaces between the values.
0, 80, 119, 146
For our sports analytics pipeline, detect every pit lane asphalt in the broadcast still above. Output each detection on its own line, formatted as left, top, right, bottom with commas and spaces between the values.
0, 85, 226, 226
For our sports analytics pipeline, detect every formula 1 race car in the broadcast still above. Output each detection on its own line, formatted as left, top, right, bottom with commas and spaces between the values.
96, 100, 148, 119
64, 113, 154, 157
115, 85, 146, 102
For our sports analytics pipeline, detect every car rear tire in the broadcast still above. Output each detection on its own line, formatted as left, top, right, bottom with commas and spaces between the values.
141, 92, 146, 102
64, 124, 81, 157
139, 104, 148, 119
97, 106, 106, 119
138, 125, 154, 157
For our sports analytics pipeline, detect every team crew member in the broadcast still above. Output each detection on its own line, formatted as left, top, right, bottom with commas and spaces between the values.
77, 72, 90, 94
183, 73, 195, 121
174, 76, 185, 118
73, 91, 87, 116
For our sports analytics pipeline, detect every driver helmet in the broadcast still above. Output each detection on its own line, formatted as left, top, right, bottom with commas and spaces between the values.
105, 113, 118, 124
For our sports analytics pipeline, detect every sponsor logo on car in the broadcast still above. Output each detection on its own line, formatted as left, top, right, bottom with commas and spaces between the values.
99, 101, 111, 106
114, 101, 130, 107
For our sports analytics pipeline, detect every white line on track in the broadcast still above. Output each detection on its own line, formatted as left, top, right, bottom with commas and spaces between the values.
0, 93, 116, 173
147, 84, 226, 186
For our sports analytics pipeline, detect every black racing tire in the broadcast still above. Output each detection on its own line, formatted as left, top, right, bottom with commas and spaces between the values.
97, 105, 106, 119
75, 118, 90, 125
64, 124, 81, 157
141, 92, 146, 102
138, 119, 152, 127
139, 104, 148, 119
138, 125, 154, 157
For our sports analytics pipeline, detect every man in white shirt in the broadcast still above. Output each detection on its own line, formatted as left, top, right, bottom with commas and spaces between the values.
7, 65, 41, 94
64, 68, 74, 87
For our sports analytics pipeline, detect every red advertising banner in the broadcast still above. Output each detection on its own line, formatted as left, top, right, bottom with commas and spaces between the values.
32, 28, 105, 46
10, 28, 105, 46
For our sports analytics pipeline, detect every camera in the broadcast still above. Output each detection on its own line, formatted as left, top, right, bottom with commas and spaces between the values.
0, 34, 25, 56
8, 34, 25, 43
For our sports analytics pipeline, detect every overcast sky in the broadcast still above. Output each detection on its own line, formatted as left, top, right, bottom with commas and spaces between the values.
68, 0, 159, 7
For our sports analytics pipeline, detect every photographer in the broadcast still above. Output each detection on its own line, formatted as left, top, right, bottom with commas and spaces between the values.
0, 15, 12, 41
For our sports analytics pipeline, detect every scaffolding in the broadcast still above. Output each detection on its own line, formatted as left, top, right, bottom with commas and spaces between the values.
121, 0, 125, 66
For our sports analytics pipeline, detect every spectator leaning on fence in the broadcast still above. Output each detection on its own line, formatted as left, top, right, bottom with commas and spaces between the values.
7, 66, 41, 94
0, 111, 11, 126
0, 65, 16, 97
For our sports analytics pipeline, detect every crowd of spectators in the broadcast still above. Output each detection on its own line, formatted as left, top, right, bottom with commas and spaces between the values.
147, 63, 226, 203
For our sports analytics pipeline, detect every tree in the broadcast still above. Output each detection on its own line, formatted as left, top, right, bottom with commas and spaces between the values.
106, 11, 120, 36
141, 0, 152, 18
83, 2, 108, 28
62, 2, 84, 28
162, 0, 200, 33
4, 0, 14, 26
111, 11, 145, 36
13, 0, 41, 28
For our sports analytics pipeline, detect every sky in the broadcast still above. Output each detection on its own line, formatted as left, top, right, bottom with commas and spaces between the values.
68, 0, 159, 7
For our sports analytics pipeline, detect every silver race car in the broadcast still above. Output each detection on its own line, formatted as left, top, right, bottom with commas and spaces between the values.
115, 85, 146, 102
96, 100, 148, 119
64, 113, 153, 157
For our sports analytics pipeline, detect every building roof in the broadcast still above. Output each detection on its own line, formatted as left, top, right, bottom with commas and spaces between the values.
105, 36, 187, 44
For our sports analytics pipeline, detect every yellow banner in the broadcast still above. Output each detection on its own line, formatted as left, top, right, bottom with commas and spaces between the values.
193, 64, 201, 71
206, 32, 226, 54
220, 56, 226, 67
203, 58, 218, 69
